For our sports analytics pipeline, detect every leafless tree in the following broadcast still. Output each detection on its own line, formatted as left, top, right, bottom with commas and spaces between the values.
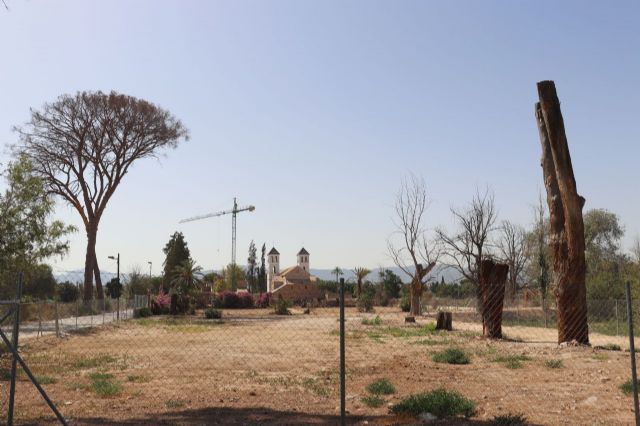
436, 187, 497, 289
387, 174, 440, 316
497, 220, 527, 301
14, 91, 188, 301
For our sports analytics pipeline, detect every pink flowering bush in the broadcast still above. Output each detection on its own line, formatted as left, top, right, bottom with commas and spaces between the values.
256, 292, 272, 308
151, 290, 171, 315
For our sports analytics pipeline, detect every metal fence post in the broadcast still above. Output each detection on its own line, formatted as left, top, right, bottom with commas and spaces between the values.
55, 300, 60, 338
8, 273, 24, 426
616, 299, 619, 336
339, 277, 346, 426
625, 281, 640, 426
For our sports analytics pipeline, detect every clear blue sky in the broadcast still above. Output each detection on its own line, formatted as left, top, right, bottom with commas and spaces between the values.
1, 1, 638, 275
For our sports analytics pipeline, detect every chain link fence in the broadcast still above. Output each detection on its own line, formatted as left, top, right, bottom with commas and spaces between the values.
2, 272, 640, 425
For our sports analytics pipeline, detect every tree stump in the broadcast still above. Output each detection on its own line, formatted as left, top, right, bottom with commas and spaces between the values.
479, 259, 509, 339
435, 311, 452, 331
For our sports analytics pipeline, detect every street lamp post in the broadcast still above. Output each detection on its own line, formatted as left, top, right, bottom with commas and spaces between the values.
147, 261, 152, 278
108, 253, 120, 321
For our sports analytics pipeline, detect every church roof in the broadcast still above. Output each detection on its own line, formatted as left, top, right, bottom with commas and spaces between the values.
279, 265, 312, 278
268, 247, 280, 255
297, 247, 309, 256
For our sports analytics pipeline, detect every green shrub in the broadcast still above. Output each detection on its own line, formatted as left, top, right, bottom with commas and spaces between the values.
57, 282, 79, 303
620, 379, 640, 396
432, 348, 470, 365
492, 413, 527, 425
366, 378, 395, 395
357, 291, 375, 313
134, 307, 152, 318
391, 388, 476, 418
544, 359, 563, 369
274, 298, 291, 315
106, 278, 123, 299
362, 395, 384, 407
400, 286, 411, 312
204, 308, 222, 319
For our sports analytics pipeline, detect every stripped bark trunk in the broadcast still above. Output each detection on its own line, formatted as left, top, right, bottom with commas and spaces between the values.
436, 311, 453, 331
409, 262, 436, 316
479, 259, 509, 338
535, 80, 588, 345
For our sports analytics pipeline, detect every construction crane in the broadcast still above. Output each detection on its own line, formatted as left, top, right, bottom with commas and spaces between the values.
179, 198, 255, 289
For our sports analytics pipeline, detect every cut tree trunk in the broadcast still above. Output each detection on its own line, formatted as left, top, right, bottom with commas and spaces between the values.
436, 311, 452, 331
535, 80, 589, 345
479, 259, 509, 339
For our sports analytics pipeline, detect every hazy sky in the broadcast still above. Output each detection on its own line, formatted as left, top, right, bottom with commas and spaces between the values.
1, 1, 638, 275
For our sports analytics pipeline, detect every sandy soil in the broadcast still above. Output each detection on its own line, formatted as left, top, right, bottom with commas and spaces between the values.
1, 307, 637, 425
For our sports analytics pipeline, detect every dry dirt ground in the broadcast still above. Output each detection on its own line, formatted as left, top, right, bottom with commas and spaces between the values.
1, 307, 637, 425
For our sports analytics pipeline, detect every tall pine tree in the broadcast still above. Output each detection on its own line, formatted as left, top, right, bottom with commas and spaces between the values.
257, 243, 267, 293
162, 232, 191, 288
246, 240, 257, 293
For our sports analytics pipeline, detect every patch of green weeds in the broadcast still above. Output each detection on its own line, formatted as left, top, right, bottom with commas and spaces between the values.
391, 388, 476, 418
36, 375, 57, 385
620, 379, 640, 396
492, 413, 528, 425
595, 343, 621, 351
72, 354, 118, 370
301, 376, 330, 397
432, 348, 471, 365
544, 359, 563, 369
493, 354, 531, 369
361, 315, 383, 326
89, 372, 122, 397
366, 378, 395, 395
126, 374, 150, 383
362, 395, 385, 407
165, 399, 186, 409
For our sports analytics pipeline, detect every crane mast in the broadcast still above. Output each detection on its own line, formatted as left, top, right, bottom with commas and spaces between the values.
179, 197, 255, 290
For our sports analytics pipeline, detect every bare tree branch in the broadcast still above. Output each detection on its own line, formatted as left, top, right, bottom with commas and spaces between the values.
436, 186, 497, 289
387, 174, 440, 315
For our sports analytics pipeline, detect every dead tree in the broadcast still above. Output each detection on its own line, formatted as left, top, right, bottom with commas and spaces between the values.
388, 174, 439, 316
497, 220, 527, 301
437, 187, 497, 298
479, 259, 509, 338
535, 80, 589, 345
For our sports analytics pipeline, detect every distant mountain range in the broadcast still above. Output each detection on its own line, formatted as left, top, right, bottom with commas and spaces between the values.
309, 264, 462, 283
55, 264, 462, 285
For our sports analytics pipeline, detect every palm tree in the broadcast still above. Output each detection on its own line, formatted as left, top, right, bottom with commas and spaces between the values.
353, 267, 371, 296
332, 266, 344, 285
171, 259, 203, 297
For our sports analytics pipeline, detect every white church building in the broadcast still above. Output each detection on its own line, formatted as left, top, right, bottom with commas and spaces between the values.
267, 247, 322, 301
